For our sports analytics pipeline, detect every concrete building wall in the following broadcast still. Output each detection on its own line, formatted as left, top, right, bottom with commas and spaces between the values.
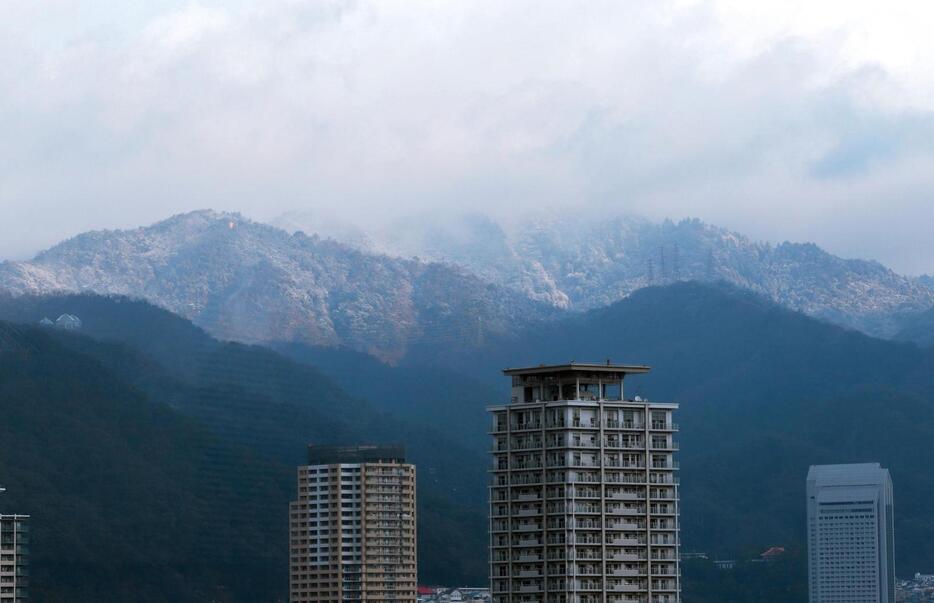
488, 364, 680, 603
0, 515, 28, 603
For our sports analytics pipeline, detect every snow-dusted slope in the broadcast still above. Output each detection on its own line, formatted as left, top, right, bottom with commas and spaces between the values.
0, 210, 558, 361
279, 212, 934, 337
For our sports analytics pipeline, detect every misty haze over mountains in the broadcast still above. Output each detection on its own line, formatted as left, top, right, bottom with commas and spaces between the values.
0, 209, 931, 359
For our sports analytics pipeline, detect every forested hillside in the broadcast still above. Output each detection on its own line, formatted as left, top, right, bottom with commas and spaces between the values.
0, 296, 489, 601
3, 283, 934, 602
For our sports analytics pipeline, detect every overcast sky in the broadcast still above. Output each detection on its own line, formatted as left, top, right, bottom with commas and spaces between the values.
1, 1, 933, 274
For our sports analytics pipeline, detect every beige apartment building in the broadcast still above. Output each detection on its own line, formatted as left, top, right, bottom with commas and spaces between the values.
488, 363, 680, 603
0, 514, 28, 603
290, 445, 417, 603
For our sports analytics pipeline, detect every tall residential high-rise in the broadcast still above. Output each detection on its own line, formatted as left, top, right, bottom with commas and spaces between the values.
289, 444, 417, 603
0, 514, 29, 603
488, 363, 680, 603
807, 463, 895, 603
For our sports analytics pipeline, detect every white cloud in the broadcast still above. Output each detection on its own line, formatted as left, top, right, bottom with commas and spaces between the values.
1, 0, 933, 273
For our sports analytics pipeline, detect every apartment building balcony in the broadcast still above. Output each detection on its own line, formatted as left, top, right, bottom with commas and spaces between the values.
517, 582, 544, 593
607, 536, 647, 548
569, 580, 603, 591
516, 507, 543, 517
570, 536, 603, 545
609, 567, 645, 577
651, 580, 679, 591
650, 566, 680, 577
511, 475, 545, 486
567, 487, 601, 498
649, 520, 678, 531
568, 550, 603, 561
512, 423, 544, 432
604, 440, 646, 450
514, 522, 543, 532
567, 473, 602, 484
607, 582, 645, 593
607, 520, 645, 530
606, 550, 648, 563
650, 422, 679, 432
606, 505, 644, 516
512, 441, 545, 451
609, 596, 650, 603
514, 492, 542, 502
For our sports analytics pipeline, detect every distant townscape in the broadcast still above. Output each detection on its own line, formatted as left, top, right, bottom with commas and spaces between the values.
899, 574, 934, 602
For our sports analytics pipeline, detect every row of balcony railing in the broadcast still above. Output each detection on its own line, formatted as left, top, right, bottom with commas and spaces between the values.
494, 421, 679, 433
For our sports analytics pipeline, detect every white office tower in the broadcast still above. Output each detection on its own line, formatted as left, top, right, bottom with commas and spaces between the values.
807, 463, 895, 603
488, 363, 680, 603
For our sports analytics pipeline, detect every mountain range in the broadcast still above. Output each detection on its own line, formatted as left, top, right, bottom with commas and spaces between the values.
277, 209, 934, 338
2, 209, 934, 601
1, 210, 932, 355
0, 211, 556, 362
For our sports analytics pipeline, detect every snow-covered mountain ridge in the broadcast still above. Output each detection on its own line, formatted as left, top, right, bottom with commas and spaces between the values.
278, 211, 934, 338
0, 210, 558, 361
2, 210, 931, 355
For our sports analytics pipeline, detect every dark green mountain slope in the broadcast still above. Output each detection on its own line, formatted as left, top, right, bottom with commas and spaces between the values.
895, 306, 934, 347
269, 342, 498, 451
6, 283, 934, 601
399, 282, 934, 574
0, 295, 490, 595
0, 323, 289, 602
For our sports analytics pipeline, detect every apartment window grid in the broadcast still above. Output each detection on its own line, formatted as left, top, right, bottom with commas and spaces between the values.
291, 453, 416, 603
807, 464, 894, 603
489, 365, 680, 603
815, 504, 879, 602
0, 515, 28, 603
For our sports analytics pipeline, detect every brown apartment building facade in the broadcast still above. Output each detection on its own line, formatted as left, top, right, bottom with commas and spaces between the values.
290, 445, 416, 603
